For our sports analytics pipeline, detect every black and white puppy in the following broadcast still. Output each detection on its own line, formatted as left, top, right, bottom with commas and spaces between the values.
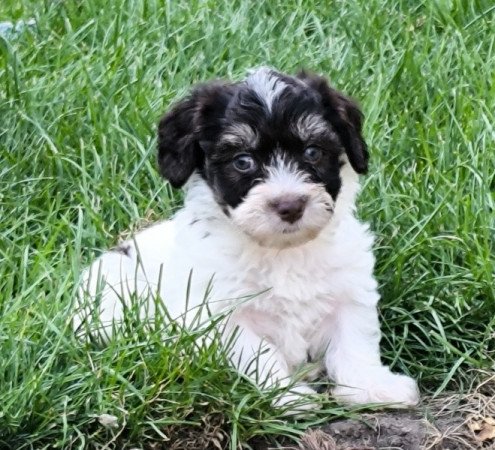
76, 68, 419, 409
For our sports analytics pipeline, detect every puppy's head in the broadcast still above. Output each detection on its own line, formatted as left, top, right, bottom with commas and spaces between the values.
158, 68, 368, 248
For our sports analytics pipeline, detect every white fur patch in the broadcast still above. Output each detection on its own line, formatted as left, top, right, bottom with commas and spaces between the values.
245, 67, 287, 113
266, 154, 310, 190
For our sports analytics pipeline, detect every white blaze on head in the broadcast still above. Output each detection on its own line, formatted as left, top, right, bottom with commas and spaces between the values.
245, 67, 288, 113
265, 154, 310, 195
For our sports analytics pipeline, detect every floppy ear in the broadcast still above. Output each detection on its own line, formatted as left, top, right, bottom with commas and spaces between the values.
297, 71, 369, 174
157, 82, 233, 188
157, 95, 199, 188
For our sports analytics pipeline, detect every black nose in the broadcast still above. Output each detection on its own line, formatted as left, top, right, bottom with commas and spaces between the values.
269, 196, 308, 223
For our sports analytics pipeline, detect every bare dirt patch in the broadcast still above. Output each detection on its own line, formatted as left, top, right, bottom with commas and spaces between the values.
285, 372, 495, 450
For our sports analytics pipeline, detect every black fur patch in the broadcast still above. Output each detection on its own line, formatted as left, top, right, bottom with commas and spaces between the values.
114, 244, 131, 257
157, 69, 368, 207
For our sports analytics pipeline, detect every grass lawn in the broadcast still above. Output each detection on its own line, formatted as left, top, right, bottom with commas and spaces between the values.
1, 0, 494, 448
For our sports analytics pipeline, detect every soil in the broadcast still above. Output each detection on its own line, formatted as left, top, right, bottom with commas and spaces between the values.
295, 410, 464, 450
253, 372, 495, 450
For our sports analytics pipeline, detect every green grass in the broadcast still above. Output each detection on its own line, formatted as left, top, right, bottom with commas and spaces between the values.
1, 0, 494, 448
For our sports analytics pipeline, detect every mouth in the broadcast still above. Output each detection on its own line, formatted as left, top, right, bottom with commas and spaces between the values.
281, 224, 301, 234
282, 229, 297, 234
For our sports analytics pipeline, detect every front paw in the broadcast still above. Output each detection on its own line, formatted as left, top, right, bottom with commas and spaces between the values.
332, 369, 419, 407
273, 383, 320, 415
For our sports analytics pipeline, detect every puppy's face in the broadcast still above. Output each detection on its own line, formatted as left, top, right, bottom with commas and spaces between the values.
158, 68, 368, 248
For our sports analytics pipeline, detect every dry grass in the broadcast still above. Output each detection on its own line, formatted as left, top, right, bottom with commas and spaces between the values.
426, 371, 495, 449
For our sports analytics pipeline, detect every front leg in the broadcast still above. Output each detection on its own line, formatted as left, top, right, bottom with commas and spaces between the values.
225, 319, 317, 411
325, 302, 419, 407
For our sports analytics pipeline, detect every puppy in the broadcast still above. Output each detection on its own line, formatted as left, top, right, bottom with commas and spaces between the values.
75, 68, 419, 409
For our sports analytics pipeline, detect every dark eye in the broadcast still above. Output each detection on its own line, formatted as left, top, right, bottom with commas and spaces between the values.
303, 146, 323, 164
233, 154, 256, 173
